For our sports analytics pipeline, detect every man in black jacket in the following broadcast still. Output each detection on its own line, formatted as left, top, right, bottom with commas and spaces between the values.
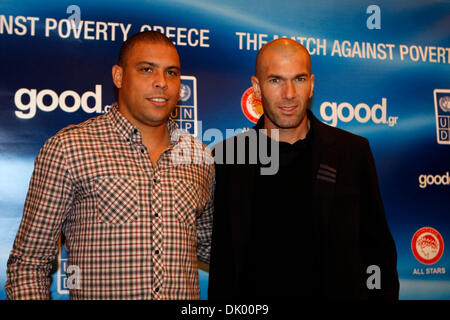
208, 38, 399, 299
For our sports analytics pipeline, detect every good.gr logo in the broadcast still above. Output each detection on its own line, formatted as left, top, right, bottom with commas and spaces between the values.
319, 98, 398, 127
14, 85, 103, 119
418, 172, 450, 188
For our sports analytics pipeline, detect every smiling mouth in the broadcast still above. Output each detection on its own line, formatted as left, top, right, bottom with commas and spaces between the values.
148, 97, 168, 102
146, 97, 170, 106
279, 105, 297, 112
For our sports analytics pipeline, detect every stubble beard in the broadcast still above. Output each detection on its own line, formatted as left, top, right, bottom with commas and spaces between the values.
262, 98, 308, 130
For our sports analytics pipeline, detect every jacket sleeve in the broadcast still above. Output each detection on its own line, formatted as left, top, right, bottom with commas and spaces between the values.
5, 136, 73, 300
360, 140, 399, 299
208, 161, 236, 300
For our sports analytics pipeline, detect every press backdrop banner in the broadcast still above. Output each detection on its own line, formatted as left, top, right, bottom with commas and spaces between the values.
1, 0, 449, 300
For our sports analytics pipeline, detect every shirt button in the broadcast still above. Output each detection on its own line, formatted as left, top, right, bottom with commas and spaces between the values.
141, 148, 145, 153
155, 250, 160, 255
154, 213, 159, 218
155, 287, 159, 293
133, 129, 138, 134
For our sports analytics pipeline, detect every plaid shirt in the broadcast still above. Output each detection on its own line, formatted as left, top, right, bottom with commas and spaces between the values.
6, 105, 215, 300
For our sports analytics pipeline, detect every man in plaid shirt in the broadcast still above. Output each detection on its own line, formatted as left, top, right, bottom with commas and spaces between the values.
6, 31, 215, 300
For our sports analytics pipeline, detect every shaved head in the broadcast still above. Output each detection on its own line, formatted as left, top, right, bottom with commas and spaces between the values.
255, 38, 311, 79
251, 37, 314, 143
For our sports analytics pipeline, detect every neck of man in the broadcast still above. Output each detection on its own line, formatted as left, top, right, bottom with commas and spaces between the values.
264, 114, 310, 144
138, 122, 170, 147
139, 121, 171, 166
117, 105, 171, 165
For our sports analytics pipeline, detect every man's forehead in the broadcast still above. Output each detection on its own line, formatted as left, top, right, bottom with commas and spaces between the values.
266, 41, 304, 54
125, 41, 180, 64
256, 39, 311, 76
260, 49, 311, 75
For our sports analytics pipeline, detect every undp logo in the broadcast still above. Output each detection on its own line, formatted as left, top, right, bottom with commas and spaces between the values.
439, 95, 450, 112
170, 76, 197, 136
57, 237, 70, 295
434, 89, 450, 145
179, 83, 192, 102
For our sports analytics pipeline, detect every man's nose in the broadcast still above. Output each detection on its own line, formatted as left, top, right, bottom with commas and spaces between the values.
283, 81, 295, 99
154, 71, 168, 90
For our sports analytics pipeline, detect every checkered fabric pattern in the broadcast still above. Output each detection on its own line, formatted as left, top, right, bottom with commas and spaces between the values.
5, 104, 215, 300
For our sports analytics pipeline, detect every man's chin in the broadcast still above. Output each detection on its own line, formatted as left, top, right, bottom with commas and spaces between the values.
272, 118, 304, 130
145, 117, 170, 127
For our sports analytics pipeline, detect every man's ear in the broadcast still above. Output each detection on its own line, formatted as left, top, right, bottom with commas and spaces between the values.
251, 76, 261, 99
309, 74, 315, 98
112, 65, 123, 89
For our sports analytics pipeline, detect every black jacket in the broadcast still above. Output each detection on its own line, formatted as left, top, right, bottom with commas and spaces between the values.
208, 110, 399, 299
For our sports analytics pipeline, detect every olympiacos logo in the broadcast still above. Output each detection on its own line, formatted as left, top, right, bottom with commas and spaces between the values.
411, 227, 444, 265
241, 87, 264, 123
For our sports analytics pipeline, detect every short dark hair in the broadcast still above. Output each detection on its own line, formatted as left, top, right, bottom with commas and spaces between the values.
118, 31, 175, 67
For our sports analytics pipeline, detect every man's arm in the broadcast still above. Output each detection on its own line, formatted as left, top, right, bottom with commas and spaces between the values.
196, 163, 215, 264
360, 140, 399, 299
5, 136, 74, 300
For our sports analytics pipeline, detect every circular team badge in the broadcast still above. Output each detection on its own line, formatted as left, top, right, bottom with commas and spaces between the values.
241, 87, 263, 123
411, 227, 444, 265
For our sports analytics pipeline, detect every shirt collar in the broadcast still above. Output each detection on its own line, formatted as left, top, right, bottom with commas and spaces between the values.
108, 103, 182, 145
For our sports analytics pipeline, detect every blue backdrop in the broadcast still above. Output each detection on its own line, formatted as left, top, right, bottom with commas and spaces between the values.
1, 0, 449, 300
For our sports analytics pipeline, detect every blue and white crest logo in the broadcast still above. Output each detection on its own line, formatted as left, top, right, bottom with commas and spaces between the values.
434, 89, 450, 145
180, 83, 192, 102
439, 95, 450, 113
171, 76, 198, 136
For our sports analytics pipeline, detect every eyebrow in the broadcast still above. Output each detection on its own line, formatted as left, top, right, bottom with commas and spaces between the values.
136, 61, 180, 71
267, 72, 309, 79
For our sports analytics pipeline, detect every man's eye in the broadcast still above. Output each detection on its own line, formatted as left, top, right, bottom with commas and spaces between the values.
269, 78, 279, 83
167, 70, 179, 76
141, 67, 152, 72
296, 77, 306, 82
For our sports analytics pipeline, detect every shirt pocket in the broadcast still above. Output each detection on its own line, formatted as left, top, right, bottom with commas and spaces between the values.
94, 176, 139, 225
173, 179, 200, 229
